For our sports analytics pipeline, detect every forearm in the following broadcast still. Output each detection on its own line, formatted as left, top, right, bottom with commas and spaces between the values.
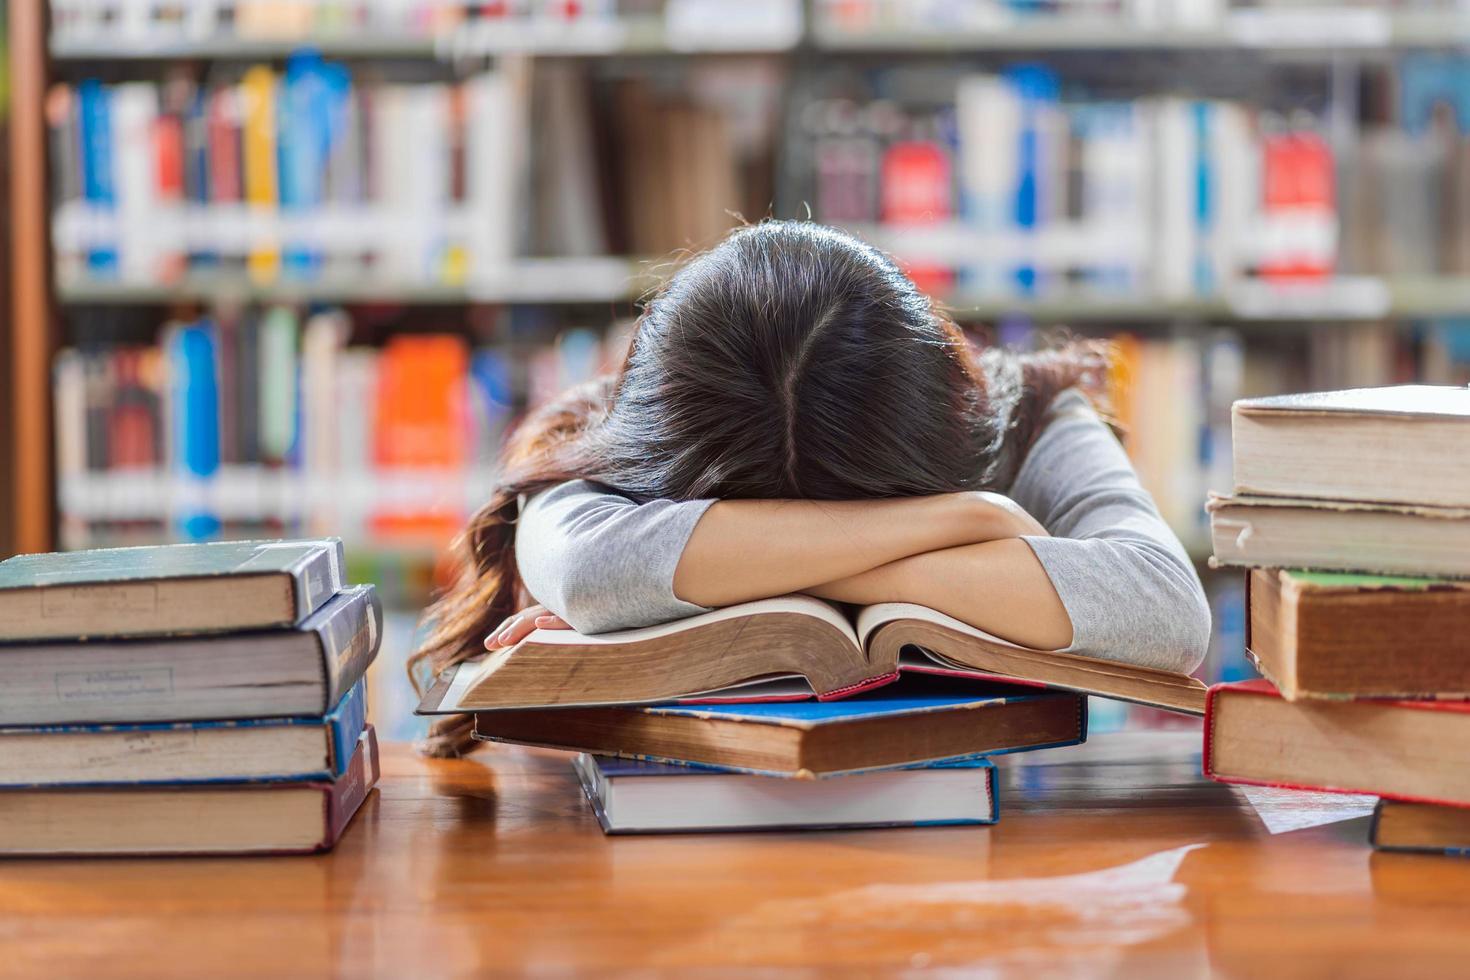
806, 539, 1074, 651
673, 493, 1030, 608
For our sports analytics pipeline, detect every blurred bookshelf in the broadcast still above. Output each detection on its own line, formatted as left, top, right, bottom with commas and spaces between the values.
12, 0, 1470, 730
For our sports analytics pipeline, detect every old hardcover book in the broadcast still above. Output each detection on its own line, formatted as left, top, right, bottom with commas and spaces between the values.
1231, 385, 1470, 507
0, 726, 379, 857
1204, 680, 1470, 807
0, 538, 346, 641
420, 595, 1205, 717
0, 585, 379, 725
1208, 493, 1470, 578
474, 676, 1086, 778
1370, 799, 1470, 856
1247, 569, 1470, 699
574, 753, 998, 834
0, 680, 367, 788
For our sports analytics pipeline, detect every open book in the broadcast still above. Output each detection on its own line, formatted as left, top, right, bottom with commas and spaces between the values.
418, 595, 1206, 716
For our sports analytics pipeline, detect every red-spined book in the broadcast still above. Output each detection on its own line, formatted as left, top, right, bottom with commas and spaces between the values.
1203, 679, 1470, 807
0, 726, 379, 857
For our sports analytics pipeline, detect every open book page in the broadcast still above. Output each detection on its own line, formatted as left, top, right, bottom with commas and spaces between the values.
856, 602, 1028, 657
520, 593, 860, 649
437, 658, 819, 711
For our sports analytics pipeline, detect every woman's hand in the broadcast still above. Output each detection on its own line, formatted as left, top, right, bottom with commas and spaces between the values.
484, 604, 572, 651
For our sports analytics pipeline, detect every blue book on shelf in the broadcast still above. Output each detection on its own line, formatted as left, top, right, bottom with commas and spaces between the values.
1191, 100, 1215, 295
168, 320, 222, 539
0, 679, 368, 789
1005, 64, 1057, 295
78, 78, 118, 276
575, 752, 999, 835
279, 51, 350, 278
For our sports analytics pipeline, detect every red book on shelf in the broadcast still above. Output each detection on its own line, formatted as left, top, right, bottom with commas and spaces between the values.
880, 139, 953, 296
207, 88, 242, 203
153, 109, 187, 281
1204, 679, 1470, 808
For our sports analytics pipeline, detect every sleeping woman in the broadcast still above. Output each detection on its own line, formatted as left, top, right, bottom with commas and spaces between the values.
411, 221, 1210, 755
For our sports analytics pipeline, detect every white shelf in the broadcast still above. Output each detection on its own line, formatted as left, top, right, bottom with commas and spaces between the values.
48, 12, 800, 61
55, 271, 1470, 321
812, 10, 1470, 54
56, 257, 657, 306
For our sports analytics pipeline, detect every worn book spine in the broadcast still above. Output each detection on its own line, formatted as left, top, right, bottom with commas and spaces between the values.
1204, 680, 1470, 806
285, 537, 347, 623
315, 585, 382, 712
324, 680, 369, 778
321, 725, 380, 851
1370, 799, 1470, 856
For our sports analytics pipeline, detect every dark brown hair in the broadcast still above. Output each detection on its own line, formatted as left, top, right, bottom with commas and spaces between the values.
410, 221, 1107, 755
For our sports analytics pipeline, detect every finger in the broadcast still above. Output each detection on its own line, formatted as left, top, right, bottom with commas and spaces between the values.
485, 614, 525, 650
534, 614, 572, 630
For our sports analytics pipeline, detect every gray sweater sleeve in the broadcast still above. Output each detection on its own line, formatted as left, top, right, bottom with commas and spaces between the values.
1009, 389, 1211, 674
515, 480, 715, 634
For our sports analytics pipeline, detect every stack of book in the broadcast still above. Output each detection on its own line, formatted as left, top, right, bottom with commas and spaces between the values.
420, 595, 1209, 834
0, 538, 382, 856
1205, 385, 1470, 857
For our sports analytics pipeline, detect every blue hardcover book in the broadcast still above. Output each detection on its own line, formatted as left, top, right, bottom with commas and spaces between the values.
1191, 100, 1215, 295
169, 319, 222, 539
78, 78, 118, 276
0, 537, 347, 642
279, 50, 339, 279
1370, 799, 1470, 857
0, 679, 367, 789
0, 584, 379, 726
473, 675, 1086, 779
575, 753, 998, 835
1005, 64, 1058, 296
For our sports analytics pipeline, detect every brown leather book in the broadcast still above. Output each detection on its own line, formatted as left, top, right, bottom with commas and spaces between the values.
0, 727, 378, 857
418, 595, 1205, 717
474, 676, 1086, 778
1247, 568, 1470, 700
1370, 799, 1470, 855
1230, 385, 1470, 509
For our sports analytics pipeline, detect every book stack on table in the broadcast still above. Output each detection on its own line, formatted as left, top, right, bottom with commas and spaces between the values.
0, 539, 382, 857
1206, 385, 1470, 857
421, 596, 1211, 834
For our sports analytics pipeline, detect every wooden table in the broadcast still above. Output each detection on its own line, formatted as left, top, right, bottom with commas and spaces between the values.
5, 732, 1470, 977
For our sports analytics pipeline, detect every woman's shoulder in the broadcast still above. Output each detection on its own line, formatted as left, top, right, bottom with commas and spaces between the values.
1040, 387, 1101, 429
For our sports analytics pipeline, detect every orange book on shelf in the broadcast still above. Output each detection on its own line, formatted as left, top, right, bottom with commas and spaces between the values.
370, 335, 470, 542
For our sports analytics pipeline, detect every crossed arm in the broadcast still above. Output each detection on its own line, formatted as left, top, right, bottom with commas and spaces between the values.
491, 491, 1074, 653
494, 391, 1211, 674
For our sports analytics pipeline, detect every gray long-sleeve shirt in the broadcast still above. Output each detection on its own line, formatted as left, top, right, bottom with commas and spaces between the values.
514, 390, 1211, 675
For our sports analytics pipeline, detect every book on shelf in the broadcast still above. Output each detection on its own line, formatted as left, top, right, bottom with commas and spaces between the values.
48, 54, 530, 287
1230, 385, 1470, 508
418, 594, 1207, 716
1246, 569, 1470, 701
0, 679, 367, 788
574, 752, 999, 835
0, 725, 379, 857
0, 538, 346, 641
0, 585, 380, 726
1204, 680, 1470, 808
1370, 800, 1470, 857
473, 676, 1086, 778
1207, 493, 1470, 579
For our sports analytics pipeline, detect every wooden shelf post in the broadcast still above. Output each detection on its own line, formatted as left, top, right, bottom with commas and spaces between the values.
6, 0, 55, 557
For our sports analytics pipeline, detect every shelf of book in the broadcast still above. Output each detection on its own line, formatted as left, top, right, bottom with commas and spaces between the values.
56, 258, 657, 307
811, 9, 1470, 54
55, 274, 1470, 324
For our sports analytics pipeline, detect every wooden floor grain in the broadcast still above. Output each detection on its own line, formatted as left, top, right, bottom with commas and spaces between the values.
4, 733, 1469, 977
